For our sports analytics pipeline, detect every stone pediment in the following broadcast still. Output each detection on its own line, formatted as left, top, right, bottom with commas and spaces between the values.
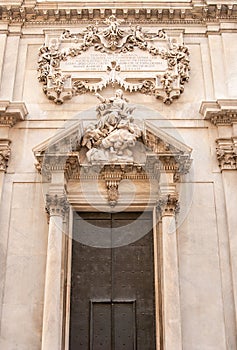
33, 93, 192, 185
33, 93, 192, 206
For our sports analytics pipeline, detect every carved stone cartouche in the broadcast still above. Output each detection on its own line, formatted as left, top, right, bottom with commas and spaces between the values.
38, 17, 190, 105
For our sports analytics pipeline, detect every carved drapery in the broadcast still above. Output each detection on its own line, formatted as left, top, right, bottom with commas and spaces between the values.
37, 17, 190, 105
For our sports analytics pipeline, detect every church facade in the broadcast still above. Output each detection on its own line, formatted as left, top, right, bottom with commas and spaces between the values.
0, 1, 237, 349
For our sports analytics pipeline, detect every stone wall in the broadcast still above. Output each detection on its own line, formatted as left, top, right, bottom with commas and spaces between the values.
0, 2, 237, 349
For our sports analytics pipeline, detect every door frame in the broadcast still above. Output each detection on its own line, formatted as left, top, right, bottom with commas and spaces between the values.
63, 206, 162, 350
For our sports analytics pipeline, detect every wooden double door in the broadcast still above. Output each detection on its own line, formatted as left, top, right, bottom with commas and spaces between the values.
69, 211, 156, 350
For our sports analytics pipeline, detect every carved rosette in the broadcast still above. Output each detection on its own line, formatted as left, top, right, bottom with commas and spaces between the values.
45, 194, 69, 217
216, 138, 237, 171
157, 194, 180, 216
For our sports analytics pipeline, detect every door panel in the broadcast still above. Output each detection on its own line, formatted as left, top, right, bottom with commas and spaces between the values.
113, 302, 135, 350
91, 302, 112, 350
69, 212, 156, 350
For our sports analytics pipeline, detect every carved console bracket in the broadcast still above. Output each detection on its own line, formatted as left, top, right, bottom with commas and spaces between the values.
0, 139, 11, 172
0, 101, 28, 127
200, 99, 237, 126
38, 17, 190, 105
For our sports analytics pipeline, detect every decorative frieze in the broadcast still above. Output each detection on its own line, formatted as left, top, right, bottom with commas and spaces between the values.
38, 17, 190, 105
1, 3, 237, 23
157, 194, 180, 216
216, 138, 237, 171
45, 194, 69, 217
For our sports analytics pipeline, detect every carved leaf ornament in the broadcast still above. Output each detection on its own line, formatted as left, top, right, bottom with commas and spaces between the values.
38, 16, 190, 104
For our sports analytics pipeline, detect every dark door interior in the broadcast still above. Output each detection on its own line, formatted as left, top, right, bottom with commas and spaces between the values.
69, 211, 156, 350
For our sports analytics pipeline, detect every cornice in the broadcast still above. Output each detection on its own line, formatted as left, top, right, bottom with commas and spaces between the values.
200, 99, 237, 126
0, 3, 236, 24
0, 101, 28, 127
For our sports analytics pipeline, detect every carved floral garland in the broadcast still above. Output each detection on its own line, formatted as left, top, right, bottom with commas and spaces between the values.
38, 16, 190, 104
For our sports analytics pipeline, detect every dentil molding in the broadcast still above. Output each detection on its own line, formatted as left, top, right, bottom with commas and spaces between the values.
0, 3, 237, 23
200, 99, 237, 126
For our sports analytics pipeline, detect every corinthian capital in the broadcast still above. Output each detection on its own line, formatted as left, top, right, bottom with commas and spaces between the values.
45, 194, 69, 217
216, 138, 237, 171
157, 194, 180, 216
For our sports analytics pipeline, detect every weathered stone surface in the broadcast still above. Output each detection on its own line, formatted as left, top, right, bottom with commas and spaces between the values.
0, 2, 237, 350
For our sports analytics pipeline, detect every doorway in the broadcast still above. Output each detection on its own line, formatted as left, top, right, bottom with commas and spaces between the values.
69, 211, 156, 350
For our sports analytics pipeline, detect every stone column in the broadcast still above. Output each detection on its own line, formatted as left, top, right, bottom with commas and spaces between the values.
42, 193, 69, 350
157, 192, 182, 350
215, 137, 237, 328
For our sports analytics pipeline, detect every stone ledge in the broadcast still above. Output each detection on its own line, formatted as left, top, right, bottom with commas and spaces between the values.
0, 101, 28, 127
200, 99, 237, 126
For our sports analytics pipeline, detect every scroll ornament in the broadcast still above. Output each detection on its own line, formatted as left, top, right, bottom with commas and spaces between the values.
38, 16, 190, 105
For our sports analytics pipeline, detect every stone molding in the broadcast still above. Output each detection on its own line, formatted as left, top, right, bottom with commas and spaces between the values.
216, 137, 237, 171
33, 97, 192, 206
200, 99, 237, 126
0, 101, 28, 127
0, 139, 11, 172
0, 3, 237, 23
157, 193, 180, 216
45, 194, 69, 217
